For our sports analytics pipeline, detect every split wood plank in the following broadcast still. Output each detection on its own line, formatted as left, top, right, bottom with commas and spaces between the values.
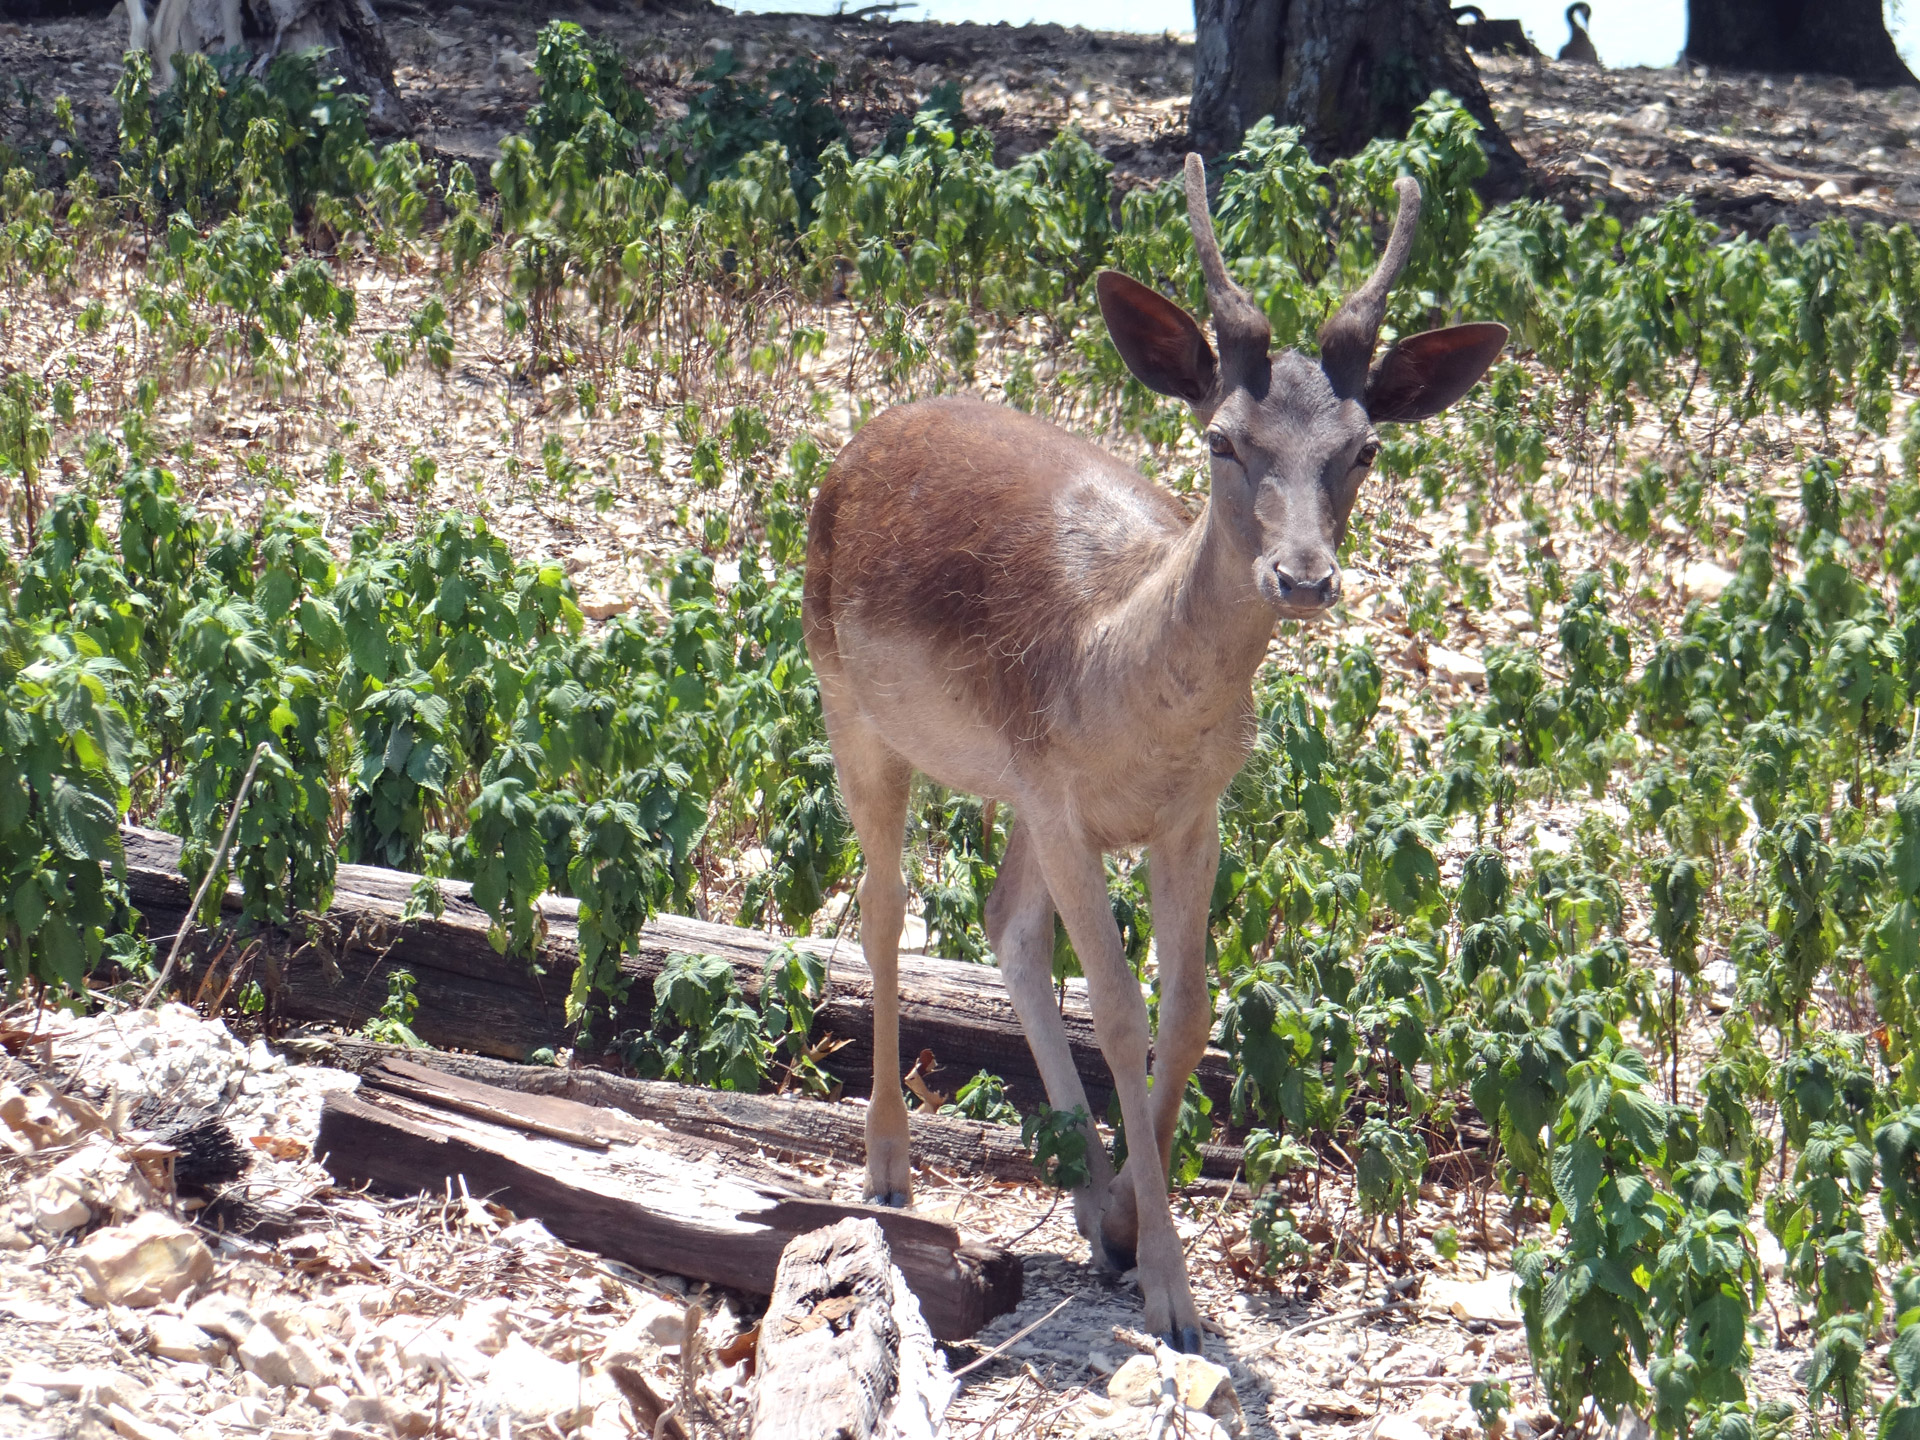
749, 1218, 956, 1440
120, 824, 1238, 1119
314, 1059, 1022, 1341
318, 1035, 1049, 1183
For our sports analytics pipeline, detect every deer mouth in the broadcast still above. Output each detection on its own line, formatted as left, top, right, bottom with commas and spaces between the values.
1258, 559, 1341, 615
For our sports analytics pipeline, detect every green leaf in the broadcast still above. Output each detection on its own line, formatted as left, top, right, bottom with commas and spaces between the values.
1610, 1088, 1668, 1158
1552, 1135, 1604, 1225
49, 774, 119, 862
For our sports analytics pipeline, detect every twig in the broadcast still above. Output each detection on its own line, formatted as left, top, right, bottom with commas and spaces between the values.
949, 1296, 1073, 1379
1276, 1299, 1419, 1340
142, 740, 270, 1008
1355, 1369, 1527, 1390
1001, 1187, 1062, 1248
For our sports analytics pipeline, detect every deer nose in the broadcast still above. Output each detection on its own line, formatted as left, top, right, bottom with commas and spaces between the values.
1271, 562, 1341, 609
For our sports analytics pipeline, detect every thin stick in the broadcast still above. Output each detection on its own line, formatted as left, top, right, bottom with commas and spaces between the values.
1276, 1299, 1419, 1340
949, 1296, 1073, 1379
142, 740, 270, 1008
1355, 1370, 1527, 1390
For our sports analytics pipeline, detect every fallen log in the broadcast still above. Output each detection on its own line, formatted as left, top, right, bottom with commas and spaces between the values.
313, 1034, 1046, 1183
310, 1036, 1249, 1186
315, 1058, 1022, 1342
121, 825, 1238, 1119
749, 1218, 955, 1440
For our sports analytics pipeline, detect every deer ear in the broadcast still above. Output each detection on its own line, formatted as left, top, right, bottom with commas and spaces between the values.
1362, 322, 1509, 423
1097, 270, 1218, 406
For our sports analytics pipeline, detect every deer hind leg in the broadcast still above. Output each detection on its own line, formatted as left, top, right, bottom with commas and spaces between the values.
1099, 812, 1221, 1268
820, 697, 915, 1207
1027, 820, 1203, 1353
986, 819, 1117, 1261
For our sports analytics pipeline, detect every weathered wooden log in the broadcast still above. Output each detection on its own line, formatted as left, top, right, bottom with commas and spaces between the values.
121, 825, 1238, 1120
749, 1218, 955, 1440
311, 1035, 1048, 1183
315, 1059, 1022, 1341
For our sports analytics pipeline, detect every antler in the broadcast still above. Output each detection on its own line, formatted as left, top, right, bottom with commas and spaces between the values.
1183, 153, 1270, 387
1318, 175, 1424, 399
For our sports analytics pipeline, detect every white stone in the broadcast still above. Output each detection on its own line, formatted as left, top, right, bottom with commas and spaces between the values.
8, 1364, 149, 1409
1682, 560, 1736, 601
340, 1396, 431, 1437
236, 1326, 299, 1389
1376, 1414, 1433, 1440
74, 1212, 214, 1307
1108, 1353, 1163, 1408
476, 1336, 593, 1428
184, 1293, 257, 1344
1, 1380, 48, 1410
1629, 103, 1670, 133
147, 1315, 225, 1364
1813, 179, 1844, 199
105, 1402, 179, 1440
1425, 1274, 1521, 1325
28, 1174, 92, 1233
1426, 646, 1488, 688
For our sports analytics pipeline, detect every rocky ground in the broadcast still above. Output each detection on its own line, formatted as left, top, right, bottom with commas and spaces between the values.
0, 992, 1834, 1440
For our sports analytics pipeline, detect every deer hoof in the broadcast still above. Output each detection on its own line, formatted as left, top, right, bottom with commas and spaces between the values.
867, 1190, 911, 1208
1162, 1325, 1204, 1355
1094, 1235, 1136, 1275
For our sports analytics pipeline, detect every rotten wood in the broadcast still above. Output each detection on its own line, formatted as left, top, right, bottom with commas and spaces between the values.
121, 824, 1238, 1120
314, 1058, 1022, 1341
748, 1218, 954, 1440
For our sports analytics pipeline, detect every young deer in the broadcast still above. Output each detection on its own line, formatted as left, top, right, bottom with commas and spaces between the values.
802, 156, 1506, 1350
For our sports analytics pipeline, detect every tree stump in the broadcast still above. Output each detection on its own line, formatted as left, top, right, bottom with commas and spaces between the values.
749, 1218, 956, 1440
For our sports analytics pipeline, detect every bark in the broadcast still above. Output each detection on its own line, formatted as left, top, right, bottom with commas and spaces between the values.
316, 1057, 1024, 1340
1190, 0, 1526, 194
749, 1219, 956, 1440
1686, 0, 1916, 86
119, 825, 1239, 1124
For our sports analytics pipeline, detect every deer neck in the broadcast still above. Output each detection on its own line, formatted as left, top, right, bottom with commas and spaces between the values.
1116, 491, 1276, 724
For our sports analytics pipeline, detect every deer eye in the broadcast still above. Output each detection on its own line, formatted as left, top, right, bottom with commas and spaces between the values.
1207, 431, 1236, 460
1355, 441, 1380, 469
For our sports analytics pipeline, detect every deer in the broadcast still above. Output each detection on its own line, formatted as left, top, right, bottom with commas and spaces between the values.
802, 155, 1507, 1351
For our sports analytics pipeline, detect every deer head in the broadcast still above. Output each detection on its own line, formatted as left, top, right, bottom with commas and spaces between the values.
1095, 155, 1507, 616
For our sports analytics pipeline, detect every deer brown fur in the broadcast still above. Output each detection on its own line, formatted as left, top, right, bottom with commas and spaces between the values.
803, 154, 1507, 1349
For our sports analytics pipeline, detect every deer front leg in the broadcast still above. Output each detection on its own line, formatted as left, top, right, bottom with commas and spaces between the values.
1100, 812, 1221, 1268
1030, 825, 1203, 1354
987, 820, 1117, 1259
820, 695, 916, 1208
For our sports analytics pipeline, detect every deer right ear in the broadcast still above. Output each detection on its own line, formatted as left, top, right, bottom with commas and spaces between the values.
1096, 270, 1218, 407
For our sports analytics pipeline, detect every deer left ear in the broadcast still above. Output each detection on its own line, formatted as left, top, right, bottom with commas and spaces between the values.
1363, 322, 1509, 423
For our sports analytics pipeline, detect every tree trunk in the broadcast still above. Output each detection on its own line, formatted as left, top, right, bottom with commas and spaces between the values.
1686, 0, 1916, 86
1189, 0, 1526, 194
130, 0, 409, 130
252, 0, 411, 132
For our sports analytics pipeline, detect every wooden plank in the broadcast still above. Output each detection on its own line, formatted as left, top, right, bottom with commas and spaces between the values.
312, 1035, 1250, 1186
313, 1075, 1022, 1341
749, 1219, 955, 1440
121, 824, 1239, 1119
